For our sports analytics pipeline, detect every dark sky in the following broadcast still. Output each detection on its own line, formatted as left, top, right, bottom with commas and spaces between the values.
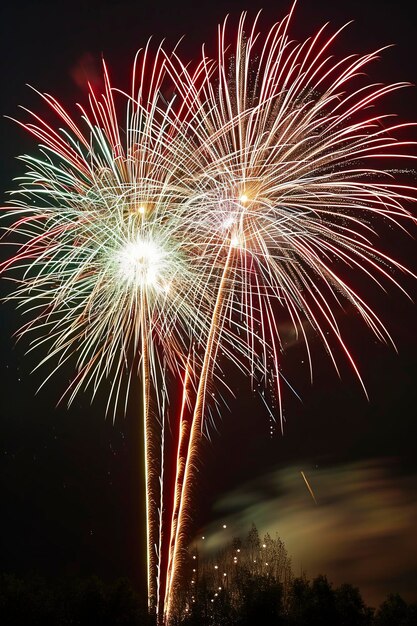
1, 0, 416, 606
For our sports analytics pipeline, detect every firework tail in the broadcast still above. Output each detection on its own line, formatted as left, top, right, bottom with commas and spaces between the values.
164, 244, 234, 621
140, 300, 152, 607
140, 293, 158, 611
163, 366, 191, 612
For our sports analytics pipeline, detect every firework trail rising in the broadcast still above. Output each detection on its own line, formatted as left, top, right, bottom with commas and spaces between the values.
2, 3, 417, 623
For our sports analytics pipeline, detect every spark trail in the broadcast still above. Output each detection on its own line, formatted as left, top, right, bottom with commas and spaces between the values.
301, 470, 318, 505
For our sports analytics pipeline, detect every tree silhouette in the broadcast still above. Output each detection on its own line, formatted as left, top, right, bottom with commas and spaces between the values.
177, 525, 292, 623
335, 583, 374, 626
0, 541, 414, 625
374, 593, 417, 626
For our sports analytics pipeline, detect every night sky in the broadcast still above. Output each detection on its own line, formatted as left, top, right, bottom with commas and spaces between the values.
1, 0, 416, 608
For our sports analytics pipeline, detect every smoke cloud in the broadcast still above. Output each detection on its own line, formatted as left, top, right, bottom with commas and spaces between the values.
200, 459, 417, 606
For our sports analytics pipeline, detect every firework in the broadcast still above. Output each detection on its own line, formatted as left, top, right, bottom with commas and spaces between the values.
163, 9, 417, 619
1, 43, 216, 613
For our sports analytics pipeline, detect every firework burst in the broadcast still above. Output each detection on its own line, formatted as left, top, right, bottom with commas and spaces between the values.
1, 44, 217, 613
163, 9, 417, 618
